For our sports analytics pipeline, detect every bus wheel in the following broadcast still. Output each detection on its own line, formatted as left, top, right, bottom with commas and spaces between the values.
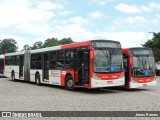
11, 72, 15, 81
65, 76, 74, 91
35, 75, 41, 86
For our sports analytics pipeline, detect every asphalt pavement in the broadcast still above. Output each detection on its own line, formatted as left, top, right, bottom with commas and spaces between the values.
0, 77, 159, 119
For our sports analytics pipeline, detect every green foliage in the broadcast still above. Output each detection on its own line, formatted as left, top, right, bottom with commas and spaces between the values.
0, 38, 18, 54
142, 32, 160, 61
59, 37, 73, 45
32, 37, 74, 49
21, 44, 31, 51
43, 38, 59, 48
32, 41, 43, 50
0, 37, 74, 53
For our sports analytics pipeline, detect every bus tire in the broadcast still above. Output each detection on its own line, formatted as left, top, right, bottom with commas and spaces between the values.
65, 76, 74, 91
35, 74, 41, 86
11, 72, 15, 81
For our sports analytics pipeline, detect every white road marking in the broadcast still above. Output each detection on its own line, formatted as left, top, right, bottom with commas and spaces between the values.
142, 91, 159, 96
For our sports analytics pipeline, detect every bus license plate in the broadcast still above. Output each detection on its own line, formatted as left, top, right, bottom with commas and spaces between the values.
143, 84, 147, 87
107, 81, 113, 84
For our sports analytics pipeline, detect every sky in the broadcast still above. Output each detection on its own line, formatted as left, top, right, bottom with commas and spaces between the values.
0, 0, 160, 51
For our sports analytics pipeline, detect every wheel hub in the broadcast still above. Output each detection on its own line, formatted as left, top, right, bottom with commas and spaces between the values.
67, 80, 73, 87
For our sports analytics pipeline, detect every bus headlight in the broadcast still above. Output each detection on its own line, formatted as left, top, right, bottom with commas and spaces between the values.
93, 74, 101, 80
152, 77, 156, 81
118, 73, 124, 79
131, 78, 136, 83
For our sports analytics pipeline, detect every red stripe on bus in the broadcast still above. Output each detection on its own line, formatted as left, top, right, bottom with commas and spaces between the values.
61, 41, 91, 49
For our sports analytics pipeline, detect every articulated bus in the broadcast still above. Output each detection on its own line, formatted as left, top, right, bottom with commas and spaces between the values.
123, 47, 156, 89
4, 40, 125, 90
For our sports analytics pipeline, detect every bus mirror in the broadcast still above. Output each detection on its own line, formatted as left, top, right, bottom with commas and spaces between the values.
90, 51, 94, 60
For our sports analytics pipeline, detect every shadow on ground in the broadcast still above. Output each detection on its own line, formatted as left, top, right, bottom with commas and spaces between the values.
7, 78, 153, 94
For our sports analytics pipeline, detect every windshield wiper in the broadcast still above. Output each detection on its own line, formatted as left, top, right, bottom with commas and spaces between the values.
110, 48, 118, 56
99, 48, 109, 57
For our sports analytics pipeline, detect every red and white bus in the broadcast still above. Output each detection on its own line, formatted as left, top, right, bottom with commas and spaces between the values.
4, 40, 125, 90
123, 47, 156, 89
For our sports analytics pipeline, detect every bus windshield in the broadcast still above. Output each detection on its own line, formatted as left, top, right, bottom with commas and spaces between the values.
93, 48, 123, 73
132, 55, 155, 76
130, 48, 155, 77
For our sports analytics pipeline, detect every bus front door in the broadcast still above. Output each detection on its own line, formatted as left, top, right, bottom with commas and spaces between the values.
75, 48, 89, 86
43, 53, 49, 81
19, 55, 24, 78
124, 56, 129, 86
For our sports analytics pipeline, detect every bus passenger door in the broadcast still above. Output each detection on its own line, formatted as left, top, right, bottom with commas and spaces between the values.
19, 55, 24, 78
83, 51, 90, 84
75, 48, 89, 85
123, 55, 129, 86
0, 58, 4, 75
43, 53, 49, 81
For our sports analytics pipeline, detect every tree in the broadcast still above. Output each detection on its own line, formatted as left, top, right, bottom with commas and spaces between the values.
59, 37, 73, 45
28, 37, 74, 50
43, 38, 59, 48
0, 38, 18, 54
142, 32, 160, 61
32, 41, 43, 50
21, 44, 31, 51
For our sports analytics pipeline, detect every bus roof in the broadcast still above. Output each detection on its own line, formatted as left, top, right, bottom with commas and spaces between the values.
123, 47, 152, 51
123, 47, 152, 54
5, 51, 25, 56
128, 47, 152, 51
30, 40, 91, 54
30, 45, 61, 54
5, 39, 121, 55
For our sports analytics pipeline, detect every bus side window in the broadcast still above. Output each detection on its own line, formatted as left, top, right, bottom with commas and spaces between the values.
50, 61, 56, 69
31, 61, 36, 69
16, 56, 19, 65
6, 56, 11, 65
36, 62, 42, 69
56, 60, 64, 70
65, 49, 74, 69
57, 50, 65, 70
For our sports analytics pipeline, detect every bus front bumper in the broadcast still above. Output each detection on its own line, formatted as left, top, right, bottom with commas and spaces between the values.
129, 80, 156, 88
91, 77, 125, 88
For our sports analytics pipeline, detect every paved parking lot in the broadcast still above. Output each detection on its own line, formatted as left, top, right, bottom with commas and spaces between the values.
0, 77, 159, 119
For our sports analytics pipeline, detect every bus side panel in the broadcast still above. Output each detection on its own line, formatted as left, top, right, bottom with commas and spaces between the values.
15, 66, 20, 79
4, 65, 19, 79
4, 66, 10, 77
60, 70, 74, 86
30, 69, 43, 82
49, 70, 61, 85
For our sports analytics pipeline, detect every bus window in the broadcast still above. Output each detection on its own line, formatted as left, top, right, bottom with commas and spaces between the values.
65, 59, 74, 69
50, 51, 56, 60
57, 51, 65, 59
56, 60, 64, 70
50, 60, 57, 69
65, 50, 74, 69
